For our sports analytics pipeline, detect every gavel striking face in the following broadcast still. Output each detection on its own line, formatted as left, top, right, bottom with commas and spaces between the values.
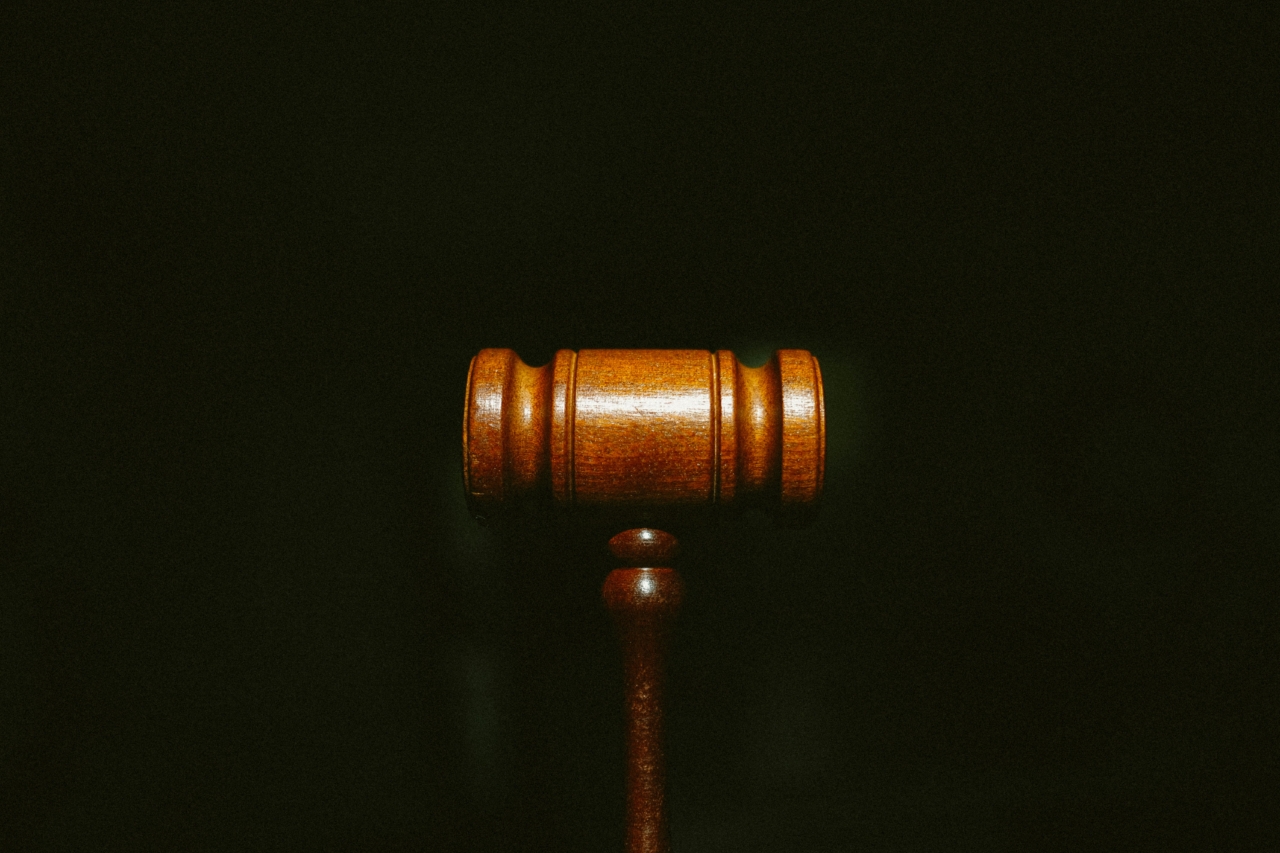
463, 348, 826, 852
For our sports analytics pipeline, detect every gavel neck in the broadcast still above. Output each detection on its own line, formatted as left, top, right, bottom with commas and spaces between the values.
602, 529, 684, 853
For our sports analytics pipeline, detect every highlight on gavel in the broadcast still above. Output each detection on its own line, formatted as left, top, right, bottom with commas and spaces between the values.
463, 348, 825, 853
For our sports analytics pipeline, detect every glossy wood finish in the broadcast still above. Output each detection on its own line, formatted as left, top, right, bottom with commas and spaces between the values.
461, 350, 825, 852
603, 529, 685, 853
463, 348, 825, 520
609, 528, 680, 567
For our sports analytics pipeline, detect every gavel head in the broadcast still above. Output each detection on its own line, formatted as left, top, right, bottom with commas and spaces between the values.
463, 349, 825, 525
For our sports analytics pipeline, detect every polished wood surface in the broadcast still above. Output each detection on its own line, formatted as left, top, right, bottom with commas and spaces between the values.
604, 529, 684, 853
462, 348, 825, 852
463, 348, 825, 520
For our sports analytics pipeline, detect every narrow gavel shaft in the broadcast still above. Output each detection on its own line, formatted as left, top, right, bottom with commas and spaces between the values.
603, 534, 684, 853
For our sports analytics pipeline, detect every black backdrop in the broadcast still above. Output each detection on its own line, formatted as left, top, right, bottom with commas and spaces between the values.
5, 4, 1276, 850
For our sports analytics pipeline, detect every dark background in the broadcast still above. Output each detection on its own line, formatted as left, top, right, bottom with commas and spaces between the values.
4, 3, 1276, 850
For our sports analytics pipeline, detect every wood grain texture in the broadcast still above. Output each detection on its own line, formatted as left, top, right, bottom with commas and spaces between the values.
575, 350, 714, 506
602, 530, 684, 853
778, 349, 825, 508
463, 348, 825, 520
462, 351, 824, 851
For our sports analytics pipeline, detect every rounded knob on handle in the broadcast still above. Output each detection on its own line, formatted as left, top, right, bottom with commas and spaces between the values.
603, 529, 685, 853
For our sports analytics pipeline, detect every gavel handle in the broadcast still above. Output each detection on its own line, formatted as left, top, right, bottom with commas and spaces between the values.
603, 566, 684, 853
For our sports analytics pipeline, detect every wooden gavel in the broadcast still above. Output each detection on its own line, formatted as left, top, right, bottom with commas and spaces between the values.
463, 348, 826, 852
